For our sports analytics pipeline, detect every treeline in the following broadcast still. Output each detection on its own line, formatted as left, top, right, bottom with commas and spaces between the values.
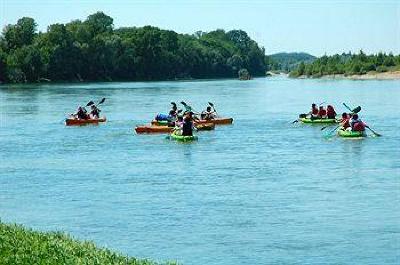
0, 12, 266, 83
290, 50, 400, 78
266, 52, 315, 72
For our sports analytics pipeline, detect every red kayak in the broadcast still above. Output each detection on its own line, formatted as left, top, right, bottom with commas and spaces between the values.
135, 123, 215, 134
151, 117, 233, 126
65, 117, 106, 126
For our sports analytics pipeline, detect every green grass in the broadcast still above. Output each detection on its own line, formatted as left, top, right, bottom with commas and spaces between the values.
0, 221, 177, 265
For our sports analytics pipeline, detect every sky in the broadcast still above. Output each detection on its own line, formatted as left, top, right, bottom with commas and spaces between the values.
1, 0, 399, 56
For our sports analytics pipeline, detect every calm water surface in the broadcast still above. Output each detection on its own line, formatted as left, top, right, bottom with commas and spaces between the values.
0, 77, 399, 264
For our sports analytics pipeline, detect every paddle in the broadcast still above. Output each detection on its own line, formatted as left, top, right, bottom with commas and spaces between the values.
208, 102, 218, 117
343, 103, 361, 114
365, 125, 382, 137
321, 124, 335, 131
86, 98, 106, 107
325, 124, 341, 138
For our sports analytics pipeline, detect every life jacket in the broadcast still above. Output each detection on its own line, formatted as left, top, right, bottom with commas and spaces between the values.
342, 119, 350, 129
318, 109, 326, 116
326, 108, 336, 119
312, 108, 318, 115
353, 122, 365, 132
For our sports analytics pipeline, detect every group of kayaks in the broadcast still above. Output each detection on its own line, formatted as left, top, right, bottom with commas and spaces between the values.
65, 100, 379, 140
296, 103, 381, 138
136, 117, 234, 142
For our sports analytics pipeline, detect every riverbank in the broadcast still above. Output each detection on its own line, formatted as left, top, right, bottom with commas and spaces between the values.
294, 70, 400, 80
324, 70, 400, 80
0, 221, 175, 265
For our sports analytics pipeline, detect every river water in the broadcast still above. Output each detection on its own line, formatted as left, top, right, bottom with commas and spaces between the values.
0, 77, 399, 264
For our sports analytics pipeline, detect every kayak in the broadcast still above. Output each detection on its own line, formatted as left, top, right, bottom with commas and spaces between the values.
152, 117, 233, 126
65, 117, 106, 126
299, 118, 338, 124
169, 132, 198, 142
135, 123, 215, 134
338, 129, 366, 138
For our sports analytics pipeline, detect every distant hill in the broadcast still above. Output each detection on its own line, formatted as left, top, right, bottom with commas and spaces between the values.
267, 52, 316, 72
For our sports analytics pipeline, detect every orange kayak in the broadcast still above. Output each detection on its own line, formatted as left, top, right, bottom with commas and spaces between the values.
135, 123, 215, 134
151, 117, 233, 126
65, 117, 106, 126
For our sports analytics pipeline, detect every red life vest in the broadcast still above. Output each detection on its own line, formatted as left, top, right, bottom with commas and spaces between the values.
318, 109, 327, 116
312, 108, 318, 115
342, 119, 350, 129
327, 108, 336, 117
353, 122, 365, 131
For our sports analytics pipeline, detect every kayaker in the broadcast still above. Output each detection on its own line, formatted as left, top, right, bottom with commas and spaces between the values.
75, 106, 88, 119
170, 102, 178, 116
340, 112, 351, 130
326, 105, 337, 119
317, 106, 327, 119
308, 103, 319, 118
155, 110, 176, 122
201, 106, 216, 120
182, 116, 194, 136
89, 105, 101, 119
350, 114, 366, 132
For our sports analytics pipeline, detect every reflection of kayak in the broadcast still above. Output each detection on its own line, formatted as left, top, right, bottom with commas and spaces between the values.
135, 123, 215, 134
65, 117, 106, 126
338, 129, 366, 138
152, 117, 233, 126
170, 132, 198, 142
299, 118, 337, 124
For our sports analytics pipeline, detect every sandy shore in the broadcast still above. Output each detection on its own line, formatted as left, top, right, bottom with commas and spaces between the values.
319, 71, 400, 80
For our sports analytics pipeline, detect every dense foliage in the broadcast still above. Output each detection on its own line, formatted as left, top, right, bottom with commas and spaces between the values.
0, 221, 176, 265
266, 52, 315, 72
290, 50, 400, 77
0, 12, 266, 83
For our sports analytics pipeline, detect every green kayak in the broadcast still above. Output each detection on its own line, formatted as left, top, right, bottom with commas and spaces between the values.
169, 132, 198, 142
300, 118, 338, 124
338, 129, 366, 138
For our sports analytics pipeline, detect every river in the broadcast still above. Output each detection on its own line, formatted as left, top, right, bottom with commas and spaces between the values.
0, 77, 399, 264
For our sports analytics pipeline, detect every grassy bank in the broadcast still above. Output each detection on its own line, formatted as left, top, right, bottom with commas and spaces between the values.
0, 221, 176, 265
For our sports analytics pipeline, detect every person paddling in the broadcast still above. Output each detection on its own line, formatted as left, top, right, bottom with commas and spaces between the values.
326, 105, 337, 119
75, 106, 88, 119
309, 103, 319, 118
182, 113, 195, 136
349, 114, 366, 132
340, 112, 351, 130
201, 106, 216, 120
317, 106, 327, 119
89, 105, 101, 119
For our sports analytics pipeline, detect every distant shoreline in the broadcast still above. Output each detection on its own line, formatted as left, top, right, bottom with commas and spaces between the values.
294, 70, 400, 80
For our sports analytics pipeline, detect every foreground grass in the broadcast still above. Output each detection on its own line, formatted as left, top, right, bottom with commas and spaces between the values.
0, 221, 176, 265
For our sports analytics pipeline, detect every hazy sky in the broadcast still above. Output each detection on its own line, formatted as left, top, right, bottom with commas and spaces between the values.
1, 0, 399, 56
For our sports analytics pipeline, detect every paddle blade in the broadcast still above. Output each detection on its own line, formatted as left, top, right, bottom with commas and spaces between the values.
181, 101, 187, 106
352, 106, 361, 113
208, 102, 214, 107
98, 98, 106, 105
86, 101, 95, 106
171, 102, 176, 106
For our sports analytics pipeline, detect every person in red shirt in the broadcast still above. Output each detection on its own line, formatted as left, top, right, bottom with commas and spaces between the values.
310, 103, 318, 116
317, 106, 327, 118
340, 112, 350, 130
326, 105, 337, 119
